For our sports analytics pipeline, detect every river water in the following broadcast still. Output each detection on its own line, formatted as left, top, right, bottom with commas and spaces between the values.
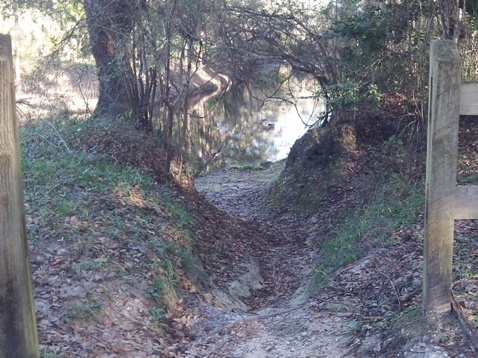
187, 72, 324, 174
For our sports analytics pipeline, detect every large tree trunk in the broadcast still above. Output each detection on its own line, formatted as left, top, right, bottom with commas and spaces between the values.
82, 0, 134, 118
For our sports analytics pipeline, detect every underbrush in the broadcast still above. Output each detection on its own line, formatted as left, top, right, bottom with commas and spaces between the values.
21, 117, 200, 354
312, 173, 424, 289
272, 119, 426, 292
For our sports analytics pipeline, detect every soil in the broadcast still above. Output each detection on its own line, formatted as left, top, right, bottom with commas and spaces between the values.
185, 113, 478, 358
28, 113, 478, 357
191, 162, 354, 357
190, 162, 453, 358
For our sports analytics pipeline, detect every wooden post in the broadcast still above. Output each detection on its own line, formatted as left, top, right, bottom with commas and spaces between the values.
423, 40, 461, 316
0, 34, 39, 357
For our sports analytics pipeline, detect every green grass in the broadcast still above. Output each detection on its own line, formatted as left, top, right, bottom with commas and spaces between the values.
60, 290, 106, 324
41, 350, 62, 358
312, 174, 424, 290
21, 117, 199, 323
22, 146, 161, 243
146, 258, 178, 318
458, 172, 478, 184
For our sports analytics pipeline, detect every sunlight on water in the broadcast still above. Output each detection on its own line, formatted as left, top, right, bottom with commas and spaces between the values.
261, 95, 324, 161
189, 72, 324, 173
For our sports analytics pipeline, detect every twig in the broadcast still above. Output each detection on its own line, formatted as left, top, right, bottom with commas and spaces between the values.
44, 120, 72, 153
451, 292, 478, 352
38, 134, 61, 150
378, 272, 401, 311
400, 288, 421, 305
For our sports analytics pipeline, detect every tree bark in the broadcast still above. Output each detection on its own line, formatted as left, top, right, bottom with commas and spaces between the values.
82, 0, 134, 118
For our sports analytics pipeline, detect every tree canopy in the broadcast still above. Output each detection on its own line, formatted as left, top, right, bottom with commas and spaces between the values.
3, 0, 478, 172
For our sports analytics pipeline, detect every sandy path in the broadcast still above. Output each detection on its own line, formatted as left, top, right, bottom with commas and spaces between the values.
190, 163, 355, 357
189, 163, 452, 358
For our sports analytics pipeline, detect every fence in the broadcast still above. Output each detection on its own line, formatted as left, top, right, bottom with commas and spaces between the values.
424, 40, 478, 315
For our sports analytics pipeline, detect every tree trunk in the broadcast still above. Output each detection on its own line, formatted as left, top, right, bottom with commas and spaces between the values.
82, 0, 134, 118
161, 0, 178, 173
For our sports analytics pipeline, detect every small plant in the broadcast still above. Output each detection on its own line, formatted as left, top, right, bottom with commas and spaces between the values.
150, 307, 165, 321
347, 320, 363, 334
41, 350, 62, 358
61, 295, 104, 324
458, 172, 478, 184
179, 248, 194, 273
75, 259, 106, 273
55, 201, 75, 216
438, 333, 451, 343
384, 305, 421, 330
167, 202, 193, 228
146, 258, 179, 320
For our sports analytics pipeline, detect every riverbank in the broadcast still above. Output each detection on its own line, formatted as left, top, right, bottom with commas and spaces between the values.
25, 114, 477, 357
190, 111, 478, 357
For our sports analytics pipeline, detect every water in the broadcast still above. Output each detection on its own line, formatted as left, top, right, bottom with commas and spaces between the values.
187, 72, 324, 174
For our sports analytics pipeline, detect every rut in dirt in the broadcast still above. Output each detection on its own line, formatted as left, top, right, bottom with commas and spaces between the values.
187, 163, 359, 358
194, 162, 318, 311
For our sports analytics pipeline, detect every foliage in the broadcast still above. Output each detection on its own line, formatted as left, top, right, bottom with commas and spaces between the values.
9, 0, 478, 178
216, 0, 477, 123
315, 1, 432, 119
0, 1, 88, 67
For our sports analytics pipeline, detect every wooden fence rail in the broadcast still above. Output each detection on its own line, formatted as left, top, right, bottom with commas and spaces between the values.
0, 34, 39, 357
424, 40, 478, 316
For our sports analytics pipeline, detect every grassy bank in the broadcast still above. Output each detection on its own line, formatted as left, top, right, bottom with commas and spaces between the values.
21, 117, 200, 357
312, 173, 424, 289
268, 118, 427, 293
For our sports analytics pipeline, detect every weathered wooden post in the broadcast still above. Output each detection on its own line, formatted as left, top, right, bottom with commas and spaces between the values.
0, 34, 39, 357
455, 83, 478, 220
423, 40, 461, 316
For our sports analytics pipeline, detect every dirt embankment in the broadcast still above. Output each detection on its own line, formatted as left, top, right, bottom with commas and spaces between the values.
189, 112, 477, 357
188, 109, 478, 358
29, 112, 478, 357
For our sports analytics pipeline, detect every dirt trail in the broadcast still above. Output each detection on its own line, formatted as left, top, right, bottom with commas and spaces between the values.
191, 162, 354, 357
191, 163, 452, 358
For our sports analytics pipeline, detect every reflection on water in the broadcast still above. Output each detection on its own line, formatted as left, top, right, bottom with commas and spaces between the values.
187, 73, 324, 174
